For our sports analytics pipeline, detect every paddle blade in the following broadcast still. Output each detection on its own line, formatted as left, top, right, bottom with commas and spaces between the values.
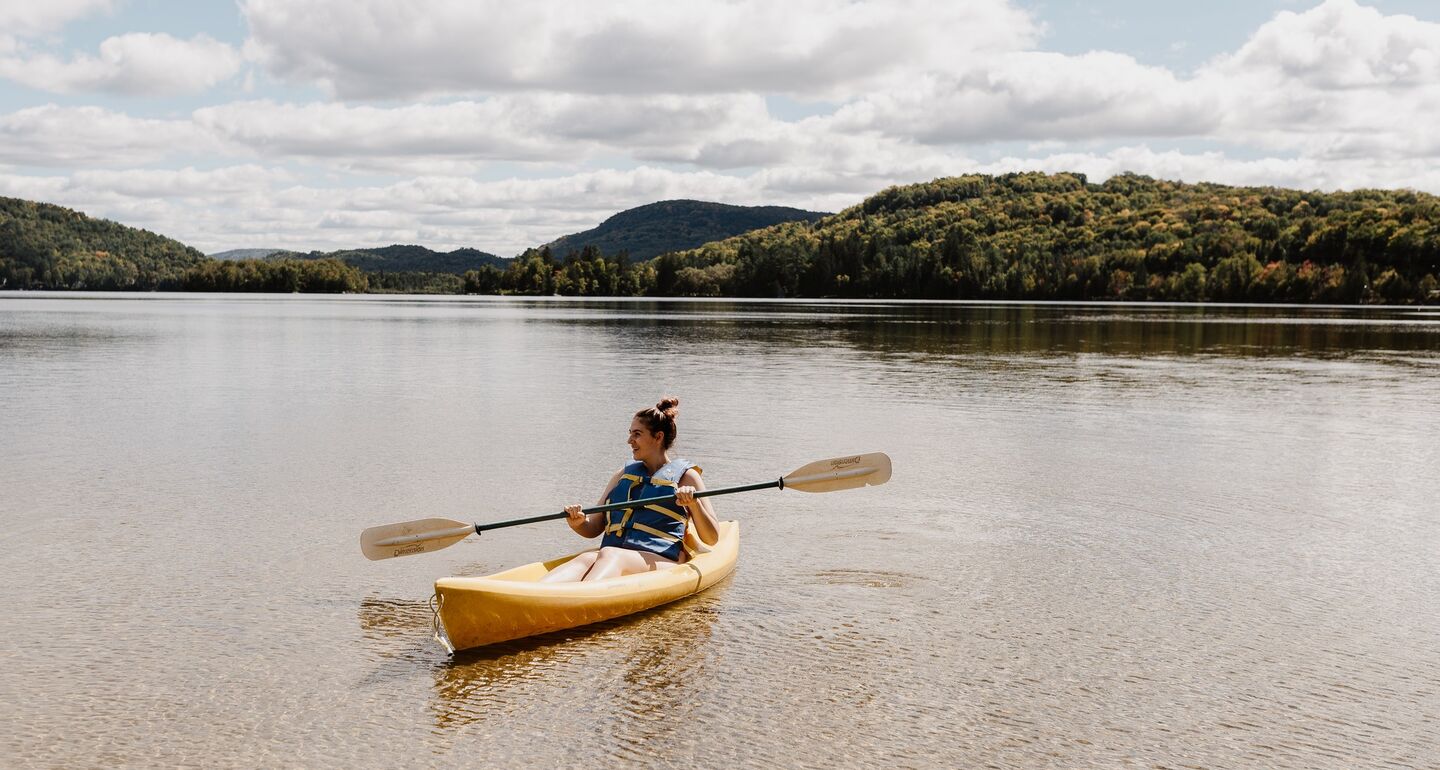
360, 517, 476, 561
782, 452, 892, 493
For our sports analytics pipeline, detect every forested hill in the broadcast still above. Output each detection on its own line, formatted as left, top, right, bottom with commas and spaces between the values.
543, 199, 829, 261
269, 244, 508, 273
9, 177, 1440, 301
0, 196, 207, 290
655, 173, 1440, 303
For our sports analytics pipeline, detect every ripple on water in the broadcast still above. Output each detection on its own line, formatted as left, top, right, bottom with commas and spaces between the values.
810, 568, 913, 589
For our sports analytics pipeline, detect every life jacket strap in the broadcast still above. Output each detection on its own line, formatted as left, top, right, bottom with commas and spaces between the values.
604, 508, 634, 538
628, 522, 681, 543
644, 503, 687, 524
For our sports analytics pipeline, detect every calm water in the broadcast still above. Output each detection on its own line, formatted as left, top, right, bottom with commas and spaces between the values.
2, 294, 1438, 769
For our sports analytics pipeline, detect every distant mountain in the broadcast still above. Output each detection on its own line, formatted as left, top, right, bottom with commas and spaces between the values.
542, 200, 829, 260
0, 196, 207, 290
210, 248, 283, 261
270, 244, 508, 274
659, 172, 1440, 302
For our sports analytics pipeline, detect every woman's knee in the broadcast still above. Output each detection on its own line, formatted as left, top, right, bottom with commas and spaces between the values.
586, 547, 636, 579
595, 547, 629, 562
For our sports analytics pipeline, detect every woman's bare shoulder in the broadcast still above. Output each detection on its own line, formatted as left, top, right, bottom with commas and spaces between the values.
680, 467, 706, 488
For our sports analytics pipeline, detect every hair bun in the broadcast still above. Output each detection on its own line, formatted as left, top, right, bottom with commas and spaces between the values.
635, 397, 681, 449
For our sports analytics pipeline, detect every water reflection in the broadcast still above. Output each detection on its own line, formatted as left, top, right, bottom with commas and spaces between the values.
357, 596, 432, 641
519, 302, 1440, 362
827, 305, 1440, 358
427, 585, 724, 745
355, 596, 447, 693
8, 294, 1438, 363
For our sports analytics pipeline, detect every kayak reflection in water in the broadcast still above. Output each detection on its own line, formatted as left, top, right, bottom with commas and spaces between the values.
540, 396, 721, 582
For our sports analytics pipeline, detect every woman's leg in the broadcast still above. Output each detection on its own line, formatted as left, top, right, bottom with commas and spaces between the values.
582, 546, 676, 581
539, 550, 599, 583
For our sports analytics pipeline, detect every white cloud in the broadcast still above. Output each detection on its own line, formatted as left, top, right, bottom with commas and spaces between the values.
1200, 0, 1440, 161
5, 96, 799, 178
68, 165, 295, 199
0, 0, 113, 38
0, 105, 214, 166
819, 0, 1440, 161
193, 95, 776, 167
0, 171, 67, 200
194, 100, 559, 163
830, 51, 1218, 144
1215, 0, 1440, 89
240, 0, 1038, 99
0, 33, 242, 96
0, 0, 113, 58
190, 94, 975, 182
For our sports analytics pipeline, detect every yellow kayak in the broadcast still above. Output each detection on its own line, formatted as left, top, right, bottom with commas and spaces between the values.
434, 520, 739, 652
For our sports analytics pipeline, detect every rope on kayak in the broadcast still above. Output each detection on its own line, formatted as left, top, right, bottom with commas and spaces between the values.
429, 592, 454, 655
685, 563, 704, 594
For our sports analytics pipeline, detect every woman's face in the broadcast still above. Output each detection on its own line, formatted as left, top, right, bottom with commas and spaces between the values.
627, 417, 664, 458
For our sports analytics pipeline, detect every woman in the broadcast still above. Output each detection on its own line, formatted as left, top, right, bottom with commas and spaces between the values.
540, 396, 720, 582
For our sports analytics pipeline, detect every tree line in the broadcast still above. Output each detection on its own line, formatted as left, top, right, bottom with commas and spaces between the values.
650, 173, 1440, 303
181, 258, 369, 293
7, 175, 1440, 302
0, 196, 206, 290
455, 173, 1439, 303
460, 244, 654, 296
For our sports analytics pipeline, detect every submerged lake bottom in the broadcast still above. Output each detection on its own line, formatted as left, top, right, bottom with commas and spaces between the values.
1, 294, 1437, 768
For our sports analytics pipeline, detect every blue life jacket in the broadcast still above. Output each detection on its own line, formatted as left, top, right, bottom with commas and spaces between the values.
600, 459, 700, 561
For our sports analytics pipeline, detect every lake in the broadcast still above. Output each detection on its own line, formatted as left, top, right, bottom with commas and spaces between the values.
2, 293, 1437, 768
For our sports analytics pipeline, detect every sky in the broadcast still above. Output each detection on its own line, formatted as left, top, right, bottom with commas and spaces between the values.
2, 0, 1439, 256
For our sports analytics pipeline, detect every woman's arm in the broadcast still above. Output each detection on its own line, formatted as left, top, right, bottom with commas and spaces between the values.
565, 470, 621, 539
676, 469, 719, 546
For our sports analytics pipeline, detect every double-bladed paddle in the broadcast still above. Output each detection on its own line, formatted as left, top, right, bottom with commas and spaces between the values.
359, 451, 892, 561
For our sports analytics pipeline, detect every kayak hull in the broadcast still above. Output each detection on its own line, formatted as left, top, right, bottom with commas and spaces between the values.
435, 520, 739, 652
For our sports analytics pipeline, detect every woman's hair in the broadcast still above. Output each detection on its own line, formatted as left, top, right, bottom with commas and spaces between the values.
634, 396, 680, 449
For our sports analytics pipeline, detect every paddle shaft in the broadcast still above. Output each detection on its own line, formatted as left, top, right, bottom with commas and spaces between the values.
472, 478, 782, 533
360, 452, 889, 559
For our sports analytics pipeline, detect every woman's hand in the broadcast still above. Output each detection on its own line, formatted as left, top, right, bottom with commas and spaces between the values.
565, 503, 585, 527
676, 470, 718, 547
